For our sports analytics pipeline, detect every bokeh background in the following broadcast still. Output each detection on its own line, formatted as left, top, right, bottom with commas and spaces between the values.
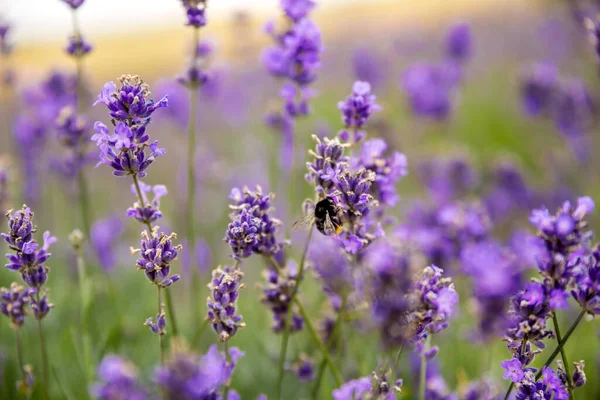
0, 0, 599, 399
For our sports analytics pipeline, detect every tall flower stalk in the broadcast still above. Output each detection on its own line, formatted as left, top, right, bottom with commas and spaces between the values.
178, 0, 210, 333
92, 76, 181, 360
2, 206, 56, 398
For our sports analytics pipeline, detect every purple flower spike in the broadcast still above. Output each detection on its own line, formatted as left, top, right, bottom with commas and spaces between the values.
91, 355, 146, 400
225, 186, 282, 259
261, 264, 303, 333
207, 265, 245, 342
91, 216, 124, 272
155, 343, 243, 399
0, 283, 35, 328
281, 0, 315, 21
180, 0, 207, 28
305, 135, 349, 195
65, 34, 92, 58
338, 81, 382, 133
145, 305, 166, 336
131, 227, 182, 288
445, 23, 472, 62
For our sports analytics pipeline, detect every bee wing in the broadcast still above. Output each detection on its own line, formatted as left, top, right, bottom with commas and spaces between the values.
323, 213, 337, 236
292, 212, 315, 231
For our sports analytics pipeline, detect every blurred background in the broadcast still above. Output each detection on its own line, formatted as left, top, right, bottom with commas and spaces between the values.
1, 0, 600, 399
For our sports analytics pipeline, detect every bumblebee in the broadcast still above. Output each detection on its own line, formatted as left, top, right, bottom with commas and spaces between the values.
293, 196, 344, 236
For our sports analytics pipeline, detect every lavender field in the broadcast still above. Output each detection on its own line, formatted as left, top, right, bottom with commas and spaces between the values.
0, 0, 600, 399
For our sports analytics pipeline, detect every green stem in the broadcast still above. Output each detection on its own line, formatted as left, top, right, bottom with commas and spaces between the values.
158, 286, 165, 365
15, 329, 25, 381
36, 312, 49, 400
132, 173, 180, 336
276, 227, 314, 400
223, 341, 230, 400
391, 344, 404, 379
75, 245, 93, 385
266, 254, 343, 387
311, 295, 347, 399
187, 26, 201, 332
419, 335, 430, 400
552, 313, 574, 397
535, 309, 586, 380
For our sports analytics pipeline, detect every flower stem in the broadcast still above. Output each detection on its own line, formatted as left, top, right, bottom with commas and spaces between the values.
158, 286, 165, 365
276, 227, 314, 400
267, 254, 343, 387
535, 309, 586, 380
311, 294, 347, 399
132, 173, 180, 337
15, 329, 25, 380
391, 344, 405, 379
419, 335, 430, 400
36, 312, 49, 400
223, 341, 230, 400
187, 25, 200, 333
75, 243, 93, 385
552, 312, 574, 397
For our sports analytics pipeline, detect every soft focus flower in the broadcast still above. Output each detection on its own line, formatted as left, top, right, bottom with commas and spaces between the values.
352, 47, 388, 90
332, 375, 396, 400
308, 236, 352, 296
131, 227, 182, 288
409, 265, 458, 338
225, 186, 282, 259
520, 63, 557, 116
66, 34, 93, 58
91, 355, 146, 400
155, 343, 244, 400
263, 18, 323, 86
292, 354, 314, 383
261, 264, 303, 333
207, 265, 245, 342
353, 138, 408, 207
61, 0, 85, 9
445, 23, 472, 62
417, 157, 478, 204
91, 217, 124, 272
180, 0, 207, 28
338, 81, 382, 132
281, 0, 315, 21
0, 283, 35, 328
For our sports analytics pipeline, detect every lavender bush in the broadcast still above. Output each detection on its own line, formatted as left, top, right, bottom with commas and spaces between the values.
0, 1, 599, 400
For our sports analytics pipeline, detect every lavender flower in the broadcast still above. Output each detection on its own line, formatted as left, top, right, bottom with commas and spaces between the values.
282, 0, 315, 21
409, 265, 458, 339
91, 120, 166, 177
445, 23, 472, 62
402, 61, 460, 121
94, 75, 168, 125
308, 236, 352, 297
353, 138, 408, 207
144, 305, 166, 336
91, 355, 146, 400
263, 17, 323, 86
155, 343, 244, 400
180, 0, 207, 28
61, 0, 85, 9
364, 239, 412, 347
131, 227, 182, 288
0, 283, 34, 328
207, 265, 245, 342
338, 81, 382, 141
572, 360, 586, 387
569, 244, 600, 315
305, 135, 349, 195
261, 265, 303, 333
66, 34, 93, 58
417, 157, 478, 204
225, 186, 282, 259
332, 375, 397, 400
520, 63, 557, 116
352, 47, 388, 91
56, 106, 87, 149
293, 354, 314, 383
3, 206, 56, 291
333, 167, 379, 254
91, 217, 124, 272
126, 182, 167, 224
513, 367, 568, 400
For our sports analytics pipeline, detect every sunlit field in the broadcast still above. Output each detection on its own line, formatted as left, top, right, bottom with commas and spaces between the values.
0, 0, 599, 399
